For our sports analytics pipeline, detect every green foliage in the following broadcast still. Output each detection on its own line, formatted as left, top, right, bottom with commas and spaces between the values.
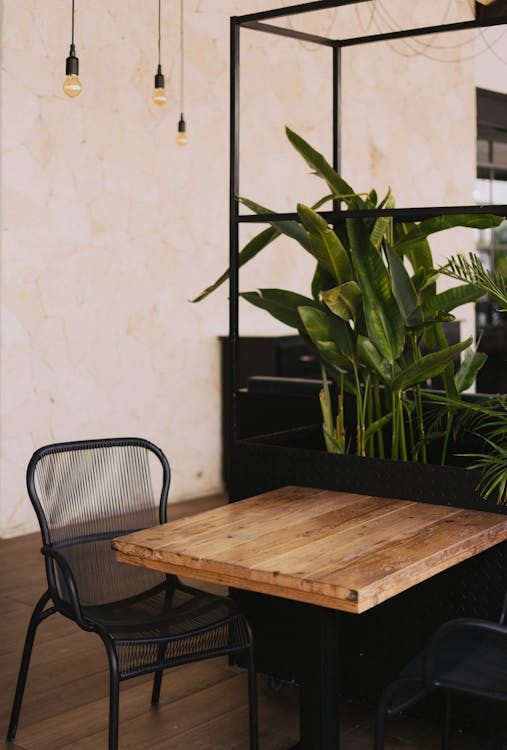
441, 252, 507, 311
193, 128, 506, 496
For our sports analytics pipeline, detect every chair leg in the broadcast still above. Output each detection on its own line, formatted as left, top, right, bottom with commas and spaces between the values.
7, 591, 52, 741
442, 692, 452, 750
151, 670, 163, 706
247, 646, 259, 750
151, 640, 168, 706
103, 638, 120, 750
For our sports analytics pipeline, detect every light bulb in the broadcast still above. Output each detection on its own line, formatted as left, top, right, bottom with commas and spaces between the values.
64, 44, 81, 98
153, 88, 167, 106
153, 65, 167, 106
177, 115, 187, 146
63, 74, 82, 97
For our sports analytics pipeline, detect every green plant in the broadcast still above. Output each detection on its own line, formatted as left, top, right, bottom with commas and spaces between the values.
434, 253, 507, 503
194, 127, 504, 465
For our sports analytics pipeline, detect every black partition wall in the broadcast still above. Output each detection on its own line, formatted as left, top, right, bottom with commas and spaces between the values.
227, 0, 507, 480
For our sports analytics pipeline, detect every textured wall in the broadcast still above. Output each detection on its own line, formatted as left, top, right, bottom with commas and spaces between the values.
0, 1, 485, 536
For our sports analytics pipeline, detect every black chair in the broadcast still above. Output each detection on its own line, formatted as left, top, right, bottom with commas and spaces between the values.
7, 438, 258, 749
374, 591, 507, 749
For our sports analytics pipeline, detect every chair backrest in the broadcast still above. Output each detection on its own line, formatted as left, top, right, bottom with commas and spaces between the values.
27, 438, 171, 607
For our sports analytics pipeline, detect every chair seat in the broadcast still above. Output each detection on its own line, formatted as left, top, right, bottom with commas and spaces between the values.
83, 584, 250, 678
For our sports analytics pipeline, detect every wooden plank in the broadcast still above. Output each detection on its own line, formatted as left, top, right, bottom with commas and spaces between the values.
115, 549, 363, 613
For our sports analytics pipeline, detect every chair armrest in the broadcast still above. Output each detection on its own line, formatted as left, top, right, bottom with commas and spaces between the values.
41, 546, 91, 629
424, 617, 507, 684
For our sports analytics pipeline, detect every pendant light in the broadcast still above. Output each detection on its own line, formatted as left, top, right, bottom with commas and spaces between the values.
176, 0, 188, 146
63, 0, 82, 97
153, 0, 167, 106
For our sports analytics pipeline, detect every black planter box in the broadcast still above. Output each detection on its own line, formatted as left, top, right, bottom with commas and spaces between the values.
230, 423, 497, 510
229, 424, 507, 735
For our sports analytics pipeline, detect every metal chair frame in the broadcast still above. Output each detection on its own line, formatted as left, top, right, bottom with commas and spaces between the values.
6, 438, 258, 750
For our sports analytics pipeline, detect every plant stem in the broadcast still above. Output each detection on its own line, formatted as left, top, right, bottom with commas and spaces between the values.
391, 389, 398, 460
337, 373, 346, 451
373, 376, 385, 459
363, 375, 372, 456
354, 365, 365, 457
441, 413, 453, 466
320, 364, 335, 453
411, 333, 427, 464
399, 391, 408, 462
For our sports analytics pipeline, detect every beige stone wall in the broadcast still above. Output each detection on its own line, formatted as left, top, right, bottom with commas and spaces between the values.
0, 1, 489, 537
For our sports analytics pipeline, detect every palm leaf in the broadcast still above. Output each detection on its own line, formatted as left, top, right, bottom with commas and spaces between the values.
442, 253, 507, 310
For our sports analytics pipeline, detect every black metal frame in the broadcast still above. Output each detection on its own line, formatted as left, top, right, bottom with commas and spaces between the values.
7, 438, 258, 750
228, 0, 507, 450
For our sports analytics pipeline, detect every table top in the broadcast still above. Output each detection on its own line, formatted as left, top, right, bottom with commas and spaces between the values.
113, 486, 507, 614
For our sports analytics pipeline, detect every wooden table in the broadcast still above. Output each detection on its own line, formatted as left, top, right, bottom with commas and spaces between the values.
113, 486, 507, 749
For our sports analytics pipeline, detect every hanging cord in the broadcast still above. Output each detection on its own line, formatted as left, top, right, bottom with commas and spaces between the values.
180, 0, 185, 114
158, 0, 162, 67
71, 0, 75, 46
373, 0, 506, 65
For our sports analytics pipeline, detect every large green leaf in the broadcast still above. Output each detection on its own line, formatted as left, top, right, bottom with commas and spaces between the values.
357, 335, 394, 386
298, 306, 352, 372
347, 213, 405, 364
422, 283, 482, 315
386, 245, 421, 326
239, 197, 311, 252
191, 226, 279, 302
394, 215, 504, 255
285, 127, 367, 209
297, 204, 353, 284
455, 346, 488, 393
240, 289, 320, 330
392, 337, 472, 392
322, 282, 362, 323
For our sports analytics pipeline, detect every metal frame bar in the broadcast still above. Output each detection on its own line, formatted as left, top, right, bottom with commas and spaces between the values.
229, 19, 240, 444
237, 204, 507, 224
339, 15, 507, 47
242, 20, 336, 47
234, 0, 368, 25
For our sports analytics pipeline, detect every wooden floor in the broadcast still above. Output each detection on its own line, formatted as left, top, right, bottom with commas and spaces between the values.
0, 494, 502, 749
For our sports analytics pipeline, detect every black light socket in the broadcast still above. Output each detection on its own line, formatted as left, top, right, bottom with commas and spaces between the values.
65, 43, 79, 76
154, 64, 165, 89
178, 114, 186, 133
